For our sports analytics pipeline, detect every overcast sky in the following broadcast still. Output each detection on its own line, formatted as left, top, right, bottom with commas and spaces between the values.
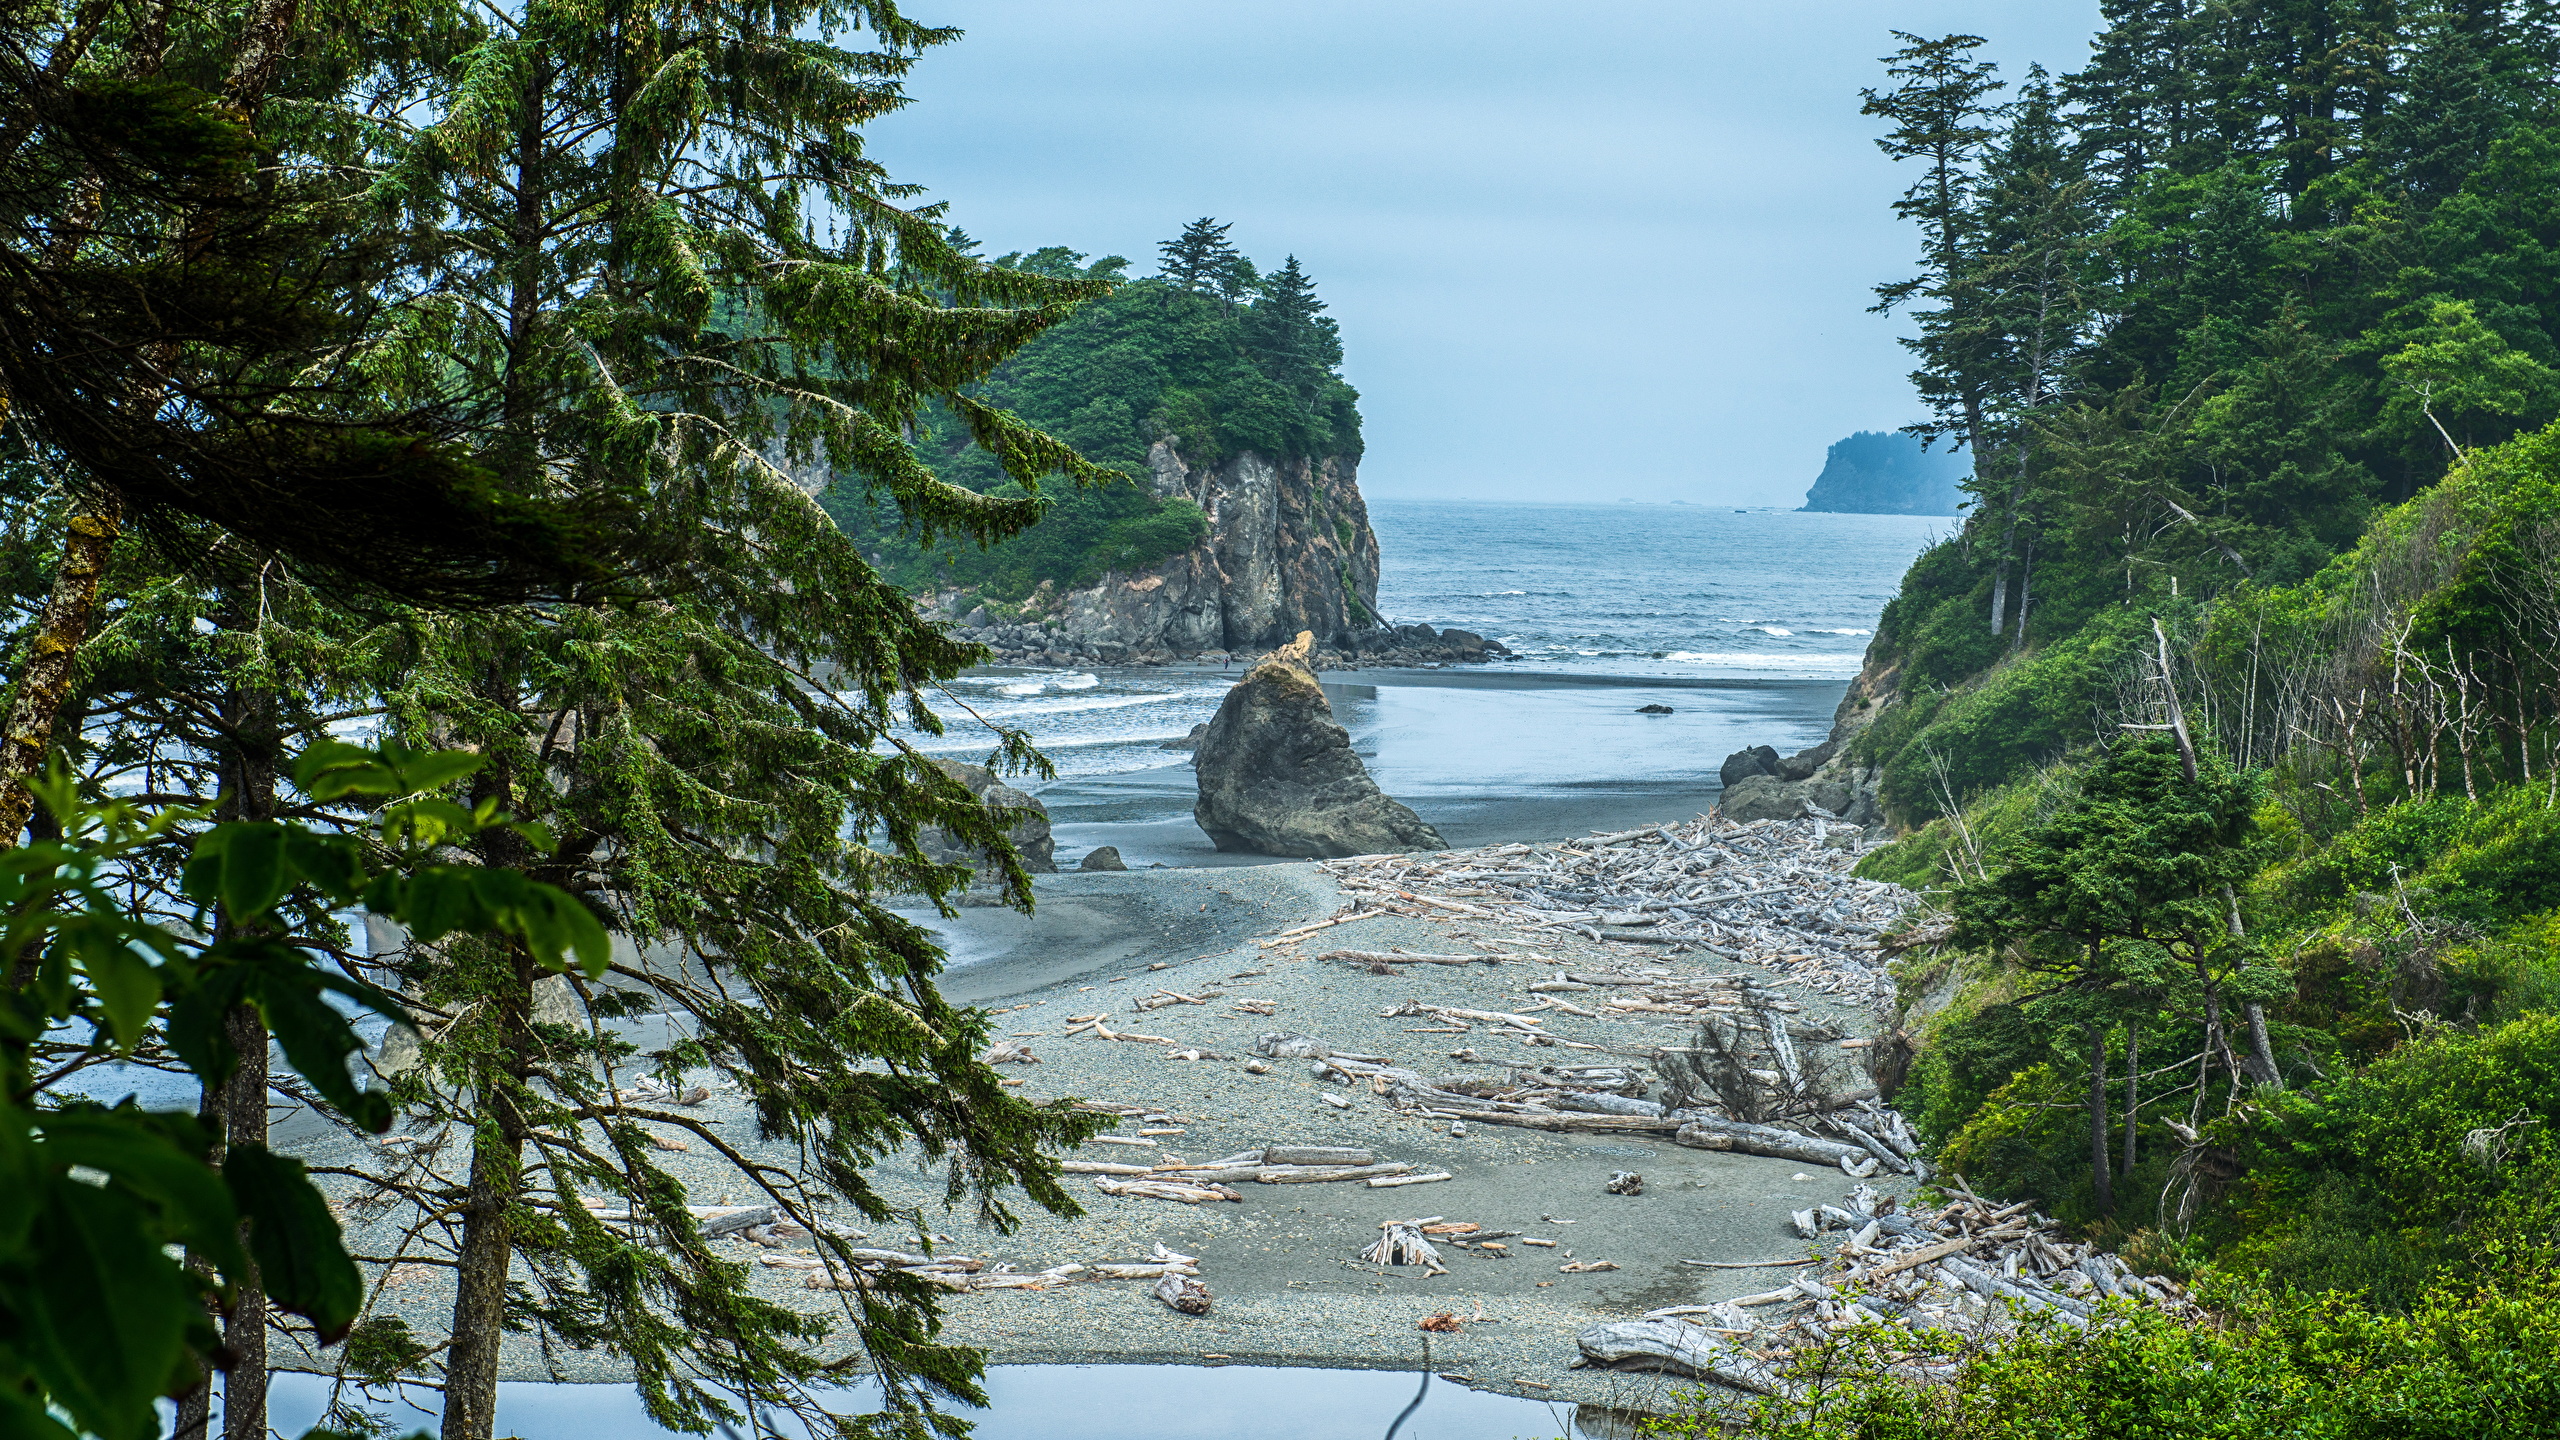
868, 1, 2104, 507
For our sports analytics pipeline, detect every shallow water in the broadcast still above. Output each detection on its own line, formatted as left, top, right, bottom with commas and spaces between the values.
1370, 499, 1941, 679
239, 1364, 1613, 1439
891, 502, 1937, 868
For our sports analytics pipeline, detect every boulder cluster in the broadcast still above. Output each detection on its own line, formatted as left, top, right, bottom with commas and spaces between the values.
1718, 738, 1885, 827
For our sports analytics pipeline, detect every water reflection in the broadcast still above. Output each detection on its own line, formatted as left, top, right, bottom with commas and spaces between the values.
241, 1363, 1640, 1439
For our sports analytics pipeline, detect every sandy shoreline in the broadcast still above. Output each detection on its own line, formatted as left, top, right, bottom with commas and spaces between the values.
294, 826, 1915, 1418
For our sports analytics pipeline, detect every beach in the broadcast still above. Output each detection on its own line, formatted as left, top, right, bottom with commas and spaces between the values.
300, 816, 1917, 1423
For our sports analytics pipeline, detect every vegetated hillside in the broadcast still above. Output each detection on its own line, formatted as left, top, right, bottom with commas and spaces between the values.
1861, 422, 2560, 1302
1799, 430, 1970, 514
1684, 10, 2560, 1435
824, 227, 1362, 609
1845, 9, 2560, 828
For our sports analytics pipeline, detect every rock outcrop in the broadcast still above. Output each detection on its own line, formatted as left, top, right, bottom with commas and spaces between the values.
1062, 442, 1378, 654
1716, 646, 1899, 829
1192, 637, 1445, 858
925, 443, 1509, 669
917, 759, 1056, 875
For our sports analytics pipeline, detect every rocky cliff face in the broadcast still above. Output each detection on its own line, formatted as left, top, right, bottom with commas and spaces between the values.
1717, 644, 1904, 829
1056, 441, 1379, 654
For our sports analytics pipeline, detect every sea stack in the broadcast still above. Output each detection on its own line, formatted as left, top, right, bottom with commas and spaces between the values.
916, 759, 1057, 875
1192, 632, 1445, 857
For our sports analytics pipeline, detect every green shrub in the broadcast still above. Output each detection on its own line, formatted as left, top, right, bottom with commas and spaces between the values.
1644, 1270, 2560, 1439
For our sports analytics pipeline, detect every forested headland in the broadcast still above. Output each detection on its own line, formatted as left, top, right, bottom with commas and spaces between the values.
1700, 3, 2560, 1432
829, 220, 1365, 613
1799, 430, 1972, 514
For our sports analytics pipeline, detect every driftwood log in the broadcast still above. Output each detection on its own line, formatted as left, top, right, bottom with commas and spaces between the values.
1576, 1321, 1790, 1395
1361, 1223, 1446, 1273
1092, 1177, 1243, 1204
1452, 1110, 1683, 1134
1265, 1146, 1373, 1165
1318, 950, 1501, 966
1674, 1117, 1872, 1168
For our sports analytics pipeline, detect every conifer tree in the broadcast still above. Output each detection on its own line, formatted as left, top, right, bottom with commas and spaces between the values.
1158, 215, 1244, 296
1243, 255, 1342, 406
1863, 32, 2005, 463
344, 3, 1120, 1436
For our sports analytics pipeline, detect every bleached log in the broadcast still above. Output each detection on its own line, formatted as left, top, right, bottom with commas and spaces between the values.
1368, 1171, 1453, 1188
1263, 1146, 1373, 1166
1319, 950, 1499, 966
1093, 1177, 1243, 1204
1673, 1118, 1869, 1167
1258, 1162, 1415, 1184
1386, 1000, 1548, 1029
1857, 1236, 1972, 1279
1086, 1263, 1202, 1279
1940, 1256, 2088, 1325
1831, 1118, 1911, 1174
1549, 1092, 1664, 1118
1057, 1161, 1154, 1176
1453, 1110, 1682, 1134
1360, 1223, 1445, 1270
1576, 1321, 1791, 1396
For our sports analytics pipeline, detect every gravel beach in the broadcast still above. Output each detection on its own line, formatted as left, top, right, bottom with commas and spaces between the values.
294, 835, 1916, 1421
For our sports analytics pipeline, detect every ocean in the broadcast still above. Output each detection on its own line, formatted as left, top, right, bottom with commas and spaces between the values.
913, 501, 1945, 865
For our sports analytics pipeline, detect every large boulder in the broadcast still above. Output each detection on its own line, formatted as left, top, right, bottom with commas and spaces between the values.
918, 759, 1056, 875
1719, 761, 1886, 827
1720, 745, 1780, 787
1193, 639, 1445, 858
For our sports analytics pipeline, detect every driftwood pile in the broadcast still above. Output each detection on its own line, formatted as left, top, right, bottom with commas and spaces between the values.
1066, 1142, 1451, 1196
789, 1239, 1214, 1312
1288, 1020, 1928, 1181
1315, 815, 1911, 1006
1577, 1179, 2197, 1393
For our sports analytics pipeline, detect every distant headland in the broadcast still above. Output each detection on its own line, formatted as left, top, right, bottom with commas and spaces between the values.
1798, 430, 1969, 516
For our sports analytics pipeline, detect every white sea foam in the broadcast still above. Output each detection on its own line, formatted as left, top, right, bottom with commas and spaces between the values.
1751, 626, 1795, 637
961, 688, 1225, 720
1809, 628, 1874, 636
1660, 651, 1865, 671
993, 672, 1100, 696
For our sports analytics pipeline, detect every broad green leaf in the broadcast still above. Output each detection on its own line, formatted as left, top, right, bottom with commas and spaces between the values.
240, 952, 391, 1131
22, 1180, 192, 1440
290, 738, 399, 800
162, 967, 249, 1087
283, 828, 368, 900
0, 1389, 82, 1440
214, 823, 293, 921
382, 748, 485, 797
224, 1145, 363, 1340
36, 1110, 246, 1280
70, 930, 161, 1053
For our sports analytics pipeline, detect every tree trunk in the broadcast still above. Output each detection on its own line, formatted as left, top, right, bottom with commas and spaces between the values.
2087, 1023, 2113, 1214
2243, 1003, 2281, 1089
0, 498, 121, 846
216, 670, 279, 1440
219, 1002, 268, 1440
441, 964, 531, 1440
2222, 885, 2281, 1089
2011, 532, 2035, 653
2121, 1022, 2138, 1177
442, 699, 542, 1440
